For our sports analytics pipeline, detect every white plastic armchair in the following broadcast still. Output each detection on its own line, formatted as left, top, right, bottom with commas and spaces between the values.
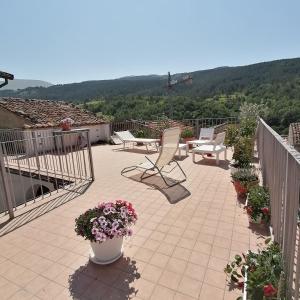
186, 127, 215, 148
192, 132, 227, 165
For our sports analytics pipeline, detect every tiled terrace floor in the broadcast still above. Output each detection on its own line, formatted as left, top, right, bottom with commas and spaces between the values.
0, 144, 267, 299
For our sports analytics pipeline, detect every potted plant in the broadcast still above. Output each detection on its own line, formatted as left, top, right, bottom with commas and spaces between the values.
245, 186, 270, 224
60, 117, 74, 131
230, 136, 254, 174
75, 200, 137, 265
224, 240, 285, 300
181, 128, 194, 147
224, 124, 239, 148
231, 168, 259, 198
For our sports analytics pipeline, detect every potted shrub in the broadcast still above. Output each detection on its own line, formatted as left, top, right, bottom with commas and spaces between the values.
75, 200, 137, 265
245, 186, 270, 224
224, 124, 239, 148
231, 168, 259, 198
181, 128, 194, 148
230, 136, 254, 174
224, 240, 285, 300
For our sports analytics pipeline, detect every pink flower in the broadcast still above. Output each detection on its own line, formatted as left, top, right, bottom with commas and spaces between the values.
95, 232, 107, 242
263, 284, 277, 297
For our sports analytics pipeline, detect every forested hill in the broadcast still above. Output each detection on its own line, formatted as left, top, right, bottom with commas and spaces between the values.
1, 58, 300, 101
1, 58, 300, 133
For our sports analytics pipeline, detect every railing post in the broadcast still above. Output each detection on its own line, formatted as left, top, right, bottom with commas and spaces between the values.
31, 131, 41, 171
0, 144, 14, 219
86, 129, 95, 181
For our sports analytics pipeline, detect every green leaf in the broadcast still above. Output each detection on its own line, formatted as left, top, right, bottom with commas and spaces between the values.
265, 237, 271, 244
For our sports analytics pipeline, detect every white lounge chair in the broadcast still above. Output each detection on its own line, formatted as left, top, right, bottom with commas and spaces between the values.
192, 132, 227, 165
186, 127, 215, 148
121, 127, 186, 187
115, 130, 160, 152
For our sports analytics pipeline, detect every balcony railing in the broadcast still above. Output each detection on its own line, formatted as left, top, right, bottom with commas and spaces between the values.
0, 129, 94, 218
257, 118, 300, 299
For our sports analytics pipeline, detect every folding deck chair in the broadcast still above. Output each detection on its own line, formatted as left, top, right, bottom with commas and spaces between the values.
121, 127, 186, 187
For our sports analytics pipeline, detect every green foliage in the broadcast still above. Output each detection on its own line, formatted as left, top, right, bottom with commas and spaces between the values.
181, 128, 194, 138
239, 103, 260, 137
246, 186, 270, 222
224, 241, 285, 300
224, 124, 239, 147
231, 168, 259, 187
232, 136, 254, 168
1, 58, 300, 134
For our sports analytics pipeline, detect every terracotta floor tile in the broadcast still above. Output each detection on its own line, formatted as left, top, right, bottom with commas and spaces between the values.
193, 241, 212, 255
208, 256, 228, 272
142, 264, 163, 283
159, 270, 182, 290
150, 285, 176, 300
149, 252, 170, 268
172, 247, 192, 261
157, 243, 175, 256
1, 281, 20, 300
188, 251, 210, 267
174, 292, 197, 300
165, 257, 187, 274
132, 278, 155, 299
199, 283, 224, 300
177, 276, 202, 298
184, 263, 206, 282
204, 269, 227, 289
211, 245, 230, 260
134, 248, 155, 263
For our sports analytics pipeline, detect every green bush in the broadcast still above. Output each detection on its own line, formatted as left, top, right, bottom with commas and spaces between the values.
181, 128, 194, 139
224, 124, 239, 147
246, 186, 270, 222
232, 136, 254, 168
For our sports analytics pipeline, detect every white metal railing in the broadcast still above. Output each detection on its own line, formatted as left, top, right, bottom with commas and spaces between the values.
0, 129, 94, 218
257, 118, 300, 299
110, 117, 237, 138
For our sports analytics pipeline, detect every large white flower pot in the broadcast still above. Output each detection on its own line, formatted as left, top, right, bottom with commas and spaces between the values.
89, 237, 123, 265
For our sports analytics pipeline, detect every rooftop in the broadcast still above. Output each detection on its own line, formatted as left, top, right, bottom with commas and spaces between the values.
0, 97, 106, 129
0, 144, 267, 300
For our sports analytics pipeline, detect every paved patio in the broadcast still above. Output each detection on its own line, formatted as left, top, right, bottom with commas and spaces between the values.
0, 144, 266, 299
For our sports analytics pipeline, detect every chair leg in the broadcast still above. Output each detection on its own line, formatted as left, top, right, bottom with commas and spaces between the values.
225, 149, 227, 160
185, 145, 188, 156
178, 148, 181, 159
145, 143, 149, 152
192, 151, 196, 163
216, 153, 219, 165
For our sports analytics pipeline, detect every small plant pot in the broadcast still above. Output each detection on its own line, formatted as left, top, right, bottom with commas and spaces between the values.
61, 123, 72, 131
183, 137, 195, 149
89, 237, 123, 265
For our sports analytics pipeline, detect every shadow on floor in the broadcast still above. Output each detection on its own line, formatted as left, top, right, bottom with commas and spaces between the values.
125, 172, 191, 204
69, 256, 139, 299
113, 147, 158, 155
193, 157, 230, 170
0, 181, 91, 237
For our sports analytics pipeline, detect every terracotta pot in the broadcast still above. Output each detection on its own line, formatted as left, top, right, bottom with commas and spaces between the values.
183, 137, 195, 149
233, 180, 247, 197
61, 123, 71, 131
89, 237, 123, 265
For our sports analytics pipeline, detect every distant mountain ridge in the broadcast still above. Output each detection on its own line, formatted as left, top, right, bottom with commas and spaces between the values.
0, 58, 300, 101
0, 79, 52, 90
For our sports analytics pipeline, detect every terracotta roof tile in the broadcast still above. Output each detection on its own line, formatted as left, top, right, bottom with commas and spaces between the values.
0, 97, 106, 128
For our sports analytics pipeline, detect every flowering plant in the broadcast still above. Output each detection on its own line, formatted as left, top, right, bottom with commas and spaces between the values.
245, 186, 270, 223
60, 117, 74, 131
224, 240, 285, 300
75, 200, 137, 243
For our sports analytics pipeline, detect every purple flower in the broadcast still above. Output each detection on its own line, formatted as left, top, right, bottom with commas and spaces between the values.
95, 232, 107, 242
103, 207, 111, 215
112, 220, 119, 229
91, 227, 99, 235
127, 228, 133, 236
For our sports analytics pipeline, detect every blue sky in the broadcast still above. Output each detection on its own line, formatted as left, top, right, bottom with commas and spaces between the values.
1, 0, 300, 83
